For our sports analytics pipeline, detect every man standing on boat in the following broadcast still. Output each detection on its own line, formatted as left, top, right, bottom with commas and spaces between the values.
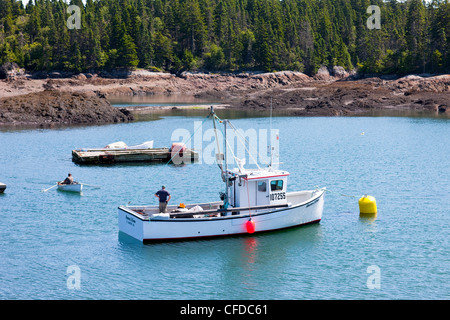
155, 186, 171, 213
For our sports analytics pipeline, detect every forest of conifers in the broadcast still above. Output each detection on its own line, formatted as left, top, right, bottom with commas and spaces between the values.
0, 0, 449, 75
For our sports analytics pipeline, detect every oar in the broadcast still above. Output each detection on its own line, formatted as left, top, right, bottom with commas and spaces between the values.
41, 184, 58, 192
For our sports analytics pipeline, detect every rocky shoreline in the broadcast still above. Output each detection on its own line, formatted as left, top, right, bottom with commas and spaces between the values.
228, 74, 450, 116
0, 90, 133, 127
0, 69, 449, 127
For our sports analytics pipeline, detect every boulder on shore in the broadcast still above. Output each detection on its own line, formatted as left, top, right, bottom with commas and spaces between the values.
0, 63, 25, 80
0, 90, 134, 127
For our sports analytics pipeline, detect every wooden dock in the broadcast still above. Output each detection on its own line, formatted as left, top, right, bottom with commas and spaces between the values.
72, 147, 199, 165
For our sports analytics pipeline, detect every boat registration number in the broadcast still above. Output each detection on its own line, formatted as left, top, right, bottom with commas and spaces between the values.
270, 192, 286, 201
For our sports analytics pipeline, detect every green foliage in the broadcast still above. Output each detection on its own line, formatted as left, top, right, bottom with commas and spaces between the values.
0, 0, 448, 74
204, 44, 225, 70
117, 32, 139, 69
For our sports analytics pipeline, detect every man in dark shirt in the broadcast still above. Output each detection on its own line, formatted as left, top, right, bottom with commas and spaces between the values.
155, 185, 171, 213
61, 173, 74, 185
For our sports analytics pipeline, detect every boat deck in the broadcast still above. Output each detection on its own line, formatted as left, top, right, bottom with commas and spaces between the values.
126, 201, 224, 220
124, 190, 318, 221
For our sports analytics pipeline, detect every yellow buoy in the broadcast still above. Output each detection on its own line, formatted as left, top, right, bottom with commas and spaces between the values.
359, 195, 377, 215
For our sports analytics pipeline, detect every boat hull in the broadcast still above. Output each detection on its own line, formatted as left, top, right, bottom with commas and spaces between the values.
0, 182, 6, 193
57, 183, 83, 193
118, 189, 325, 242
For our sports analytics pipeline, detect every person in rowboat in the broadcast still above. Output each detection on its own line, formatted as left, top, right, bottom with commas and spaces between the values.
155, 185, 171, 213
60, 173, 74, 185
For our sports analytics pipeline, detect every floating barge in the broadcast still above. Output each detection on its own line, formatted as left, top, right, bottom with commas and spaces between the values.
72, 142, 198, 165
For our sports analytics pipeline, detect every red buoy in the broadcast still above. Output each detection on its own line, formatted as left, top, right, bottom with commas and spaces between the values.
246, 219, 255, 234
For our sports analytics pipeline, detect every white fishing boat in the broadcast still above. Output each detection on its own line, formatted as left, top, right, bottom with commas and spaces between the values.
118, 107, 326, 242
57, 182, 83, 193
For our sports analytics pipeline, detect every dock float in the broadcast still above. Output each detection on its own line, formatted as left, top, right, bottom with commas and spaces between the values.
72, 147, 198, 164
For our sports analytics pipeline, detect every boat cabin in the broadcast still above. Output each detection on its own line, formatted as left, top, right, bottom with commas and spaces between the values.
226, 167, 290, 211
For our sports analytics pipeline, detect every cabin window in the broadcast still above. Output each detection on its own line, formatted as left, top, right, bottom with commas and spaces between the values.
257, 181, 267, 192
270, 180, 283, 191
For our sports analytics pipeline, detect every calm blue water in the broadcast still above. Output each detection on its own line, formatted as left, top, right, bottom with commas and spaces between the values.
0, 113, 449, 300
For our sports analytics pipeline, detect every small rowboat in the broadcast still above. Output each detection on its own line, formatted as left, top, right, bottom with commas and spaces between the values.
0, 182, 6, 193
57, 182, 83, 193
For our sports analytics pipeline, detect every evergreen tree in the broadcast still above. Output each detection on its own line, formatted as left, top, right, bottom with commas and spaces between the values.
405, 0, 427, 72
118, 31, 139, 68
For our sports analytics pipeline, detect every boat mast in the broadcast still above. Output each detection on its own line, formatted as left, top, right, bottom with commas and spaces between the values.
210, 106, 229, 208
223, 118, 229, 208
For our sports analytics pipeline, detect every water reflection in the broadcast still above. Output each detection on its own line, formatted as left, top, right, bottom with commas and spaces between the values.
108, 93, 224, 107
359, 212, 378, 235
109, 93, 449, 120
118, 231, 145, 247
130, 106, 272, 120
56, 189, 84, 197
125, 105, 449, 123
242, 237, 259, 266
219, 224, 325, 296
359, 212, 377, 222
